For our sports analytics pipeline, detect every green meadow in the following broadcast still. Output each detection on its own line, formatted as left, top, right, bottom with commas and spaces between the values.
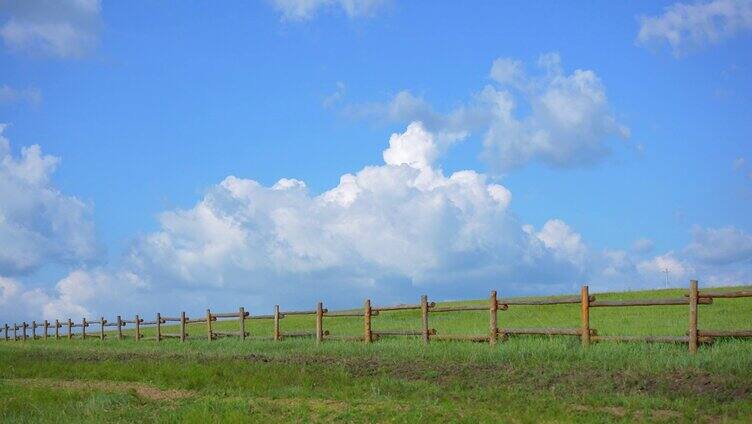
1, 286, 750, 423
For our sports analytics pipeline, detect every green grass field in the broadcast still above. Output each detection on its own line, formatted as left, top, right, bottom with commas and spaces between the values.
1, 286, 751, 423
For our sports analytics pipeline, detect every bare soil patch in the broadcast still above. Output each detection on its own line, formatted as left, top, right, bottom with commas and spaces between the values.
5, 378, 195, 401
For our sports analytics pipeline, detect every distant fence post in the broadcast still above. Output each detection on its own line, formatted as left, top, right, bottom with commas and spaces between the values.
99, 317, 106, 341
156, 313, 162, 342
117, 316, 123, 340
490, 290, 498, 346
13, 323, 17, 341
3, 324, 8, 341
82, 318, 87, 339
421, 295, 430, 344
135, 314, 141, 341
180, 312, 186, 342
55, 319, 60, 340
316, 302, 324, 344
67, 319, 72, 340
689, 279, 699, 354
364, 299, 372, 343
32, 320, 36, 340
239, 307, 246, 340
22, 322, 27, 341
273, 305, 281, 341
581, 285, 590, 347
206, 309, 213, 341
44, 320, 49, 340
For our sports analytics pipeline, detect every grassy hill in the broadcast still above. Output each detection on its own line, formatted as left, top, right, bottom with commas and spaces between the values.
1, 286, 751, 422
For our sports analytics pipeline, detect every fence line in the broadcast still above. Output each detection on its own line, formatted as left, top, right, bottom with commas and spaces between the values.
1, 280, 750, 353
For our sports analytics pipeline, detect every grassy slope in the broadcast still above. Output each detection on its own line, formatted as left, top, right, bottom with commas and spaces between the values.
0, 286, 750, 423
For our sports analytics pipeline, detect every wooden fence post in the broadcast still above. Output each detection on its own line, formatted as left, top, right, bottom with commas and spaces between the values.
156, 313, 162, 342
421, 295, 430, 344
581, 285, 590, 347
55, 319, 60, 340
4, 324, 8, 341
180, 311, 186, 342
100, 317, 106, 341
316, 302, 324, 344
13, 323, 17, 341
273, 305, 281, 341
67, 319, 72, 340
82, 318, 87, 339
239, 307, 246, 340
135, 314, 141, 341
44, 320, 49, 340
32, 320, 36, 340
490, 290, 498, 346
117, 316, 123, 340
364, 299, 372, 343
206, 309, 213, 341
689, 279, 699, 354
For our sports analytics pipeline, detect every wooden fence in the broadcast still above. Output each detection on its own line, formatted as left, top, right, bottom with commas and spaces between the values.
1, 280, 750, 353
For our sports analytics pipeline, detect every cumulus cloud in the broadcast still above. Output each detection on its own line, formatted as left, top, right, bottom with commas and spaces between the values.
344, 54, 630, 172
270, 0, 386, 21
637, 0, 752, 56
0, 0, 102, 58
0, 124, 99, 276
0, 85, 42, 106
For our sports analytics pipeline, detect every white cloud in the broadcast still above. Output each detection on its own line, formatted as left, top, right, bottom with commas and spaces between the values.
534, 219, 587, 266
637, 0, 752, 56
685, 225, 752, 265
271, 0, 386, 21
0, 124, 99, 276
632, 237, 655, 253
0, 0, 102, 58
0, 85, 42, 106
344, 54, 630, 172
637, 251, 694, 282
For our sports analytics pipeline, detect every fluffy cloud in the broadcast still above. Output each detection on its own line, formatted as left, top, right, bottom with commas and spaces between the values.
0, 85, 42, 106
637, 0, 752, 56
0, 124, 99, 276
124, 121, 589, 310
271, 0, 386, 21
0, 0, 101, 58
345, 54, 630, 172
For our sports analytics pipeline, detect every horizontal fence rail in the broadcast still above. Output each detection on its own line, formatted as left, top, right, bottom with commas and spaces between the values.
1, 280, 750, 353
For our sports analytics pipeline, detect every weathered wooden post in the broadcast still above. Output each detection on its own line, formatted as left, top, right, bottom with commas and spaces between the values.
489, 290, 498, 346
177, 312, 185, 342
32, 320, 37, 340
156, 313, 162, 342
689, 279, 699, 354
364, 299, 372, 343
421, 295, 430, 344
3, 324, 8, 341
117, 316, 123, 340
67, 319, 73, 340
273, 305, 281, 341
22, 322, 27, 341
135, 314, 141, 341
55, 319, 60, 340
239, 307, 246, 340
100, 317, 106, 341
581, 285, 590, 347
206, 309, 213, 341
44, 320, 49, 340
316, 302, 324, 344
82, 318, 87, 339
13, 323, 17, 341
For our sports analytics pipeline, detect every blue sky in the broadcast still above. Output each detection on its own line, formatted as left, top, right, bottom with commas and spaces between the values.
0, 0, 751, 322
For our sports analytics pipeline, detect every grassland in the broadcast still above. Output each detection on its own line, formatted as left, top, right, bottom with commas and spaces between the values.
0, 286, 750, 423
